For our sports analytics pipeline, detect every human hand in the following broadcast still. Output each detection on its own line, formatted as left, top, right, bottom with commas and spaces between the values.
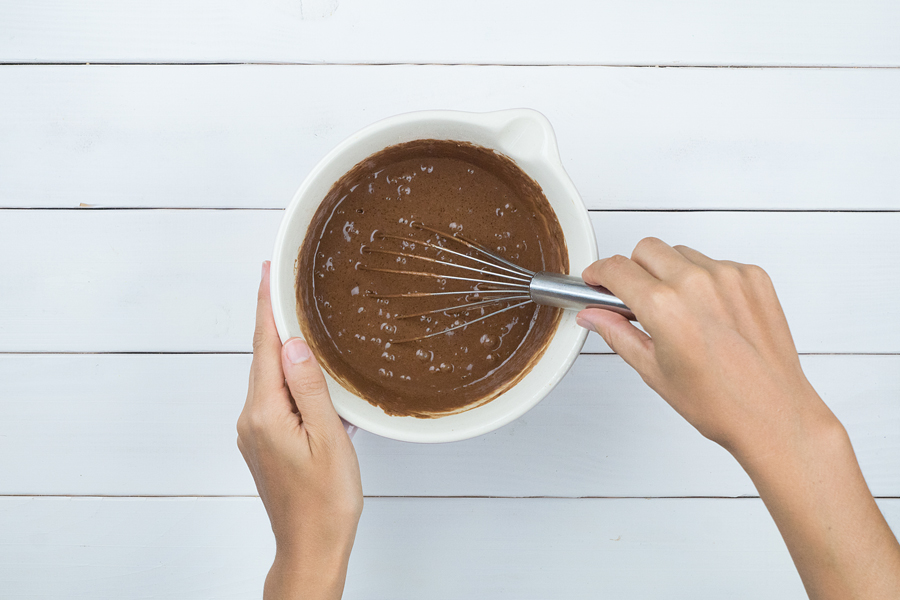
576, 239, 900, 600
575, 237, 833, 462
238, 261, 363, 600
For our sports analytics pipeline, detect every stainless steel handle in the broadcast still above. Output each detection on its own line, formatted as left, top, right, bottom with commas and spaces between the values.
529, 272, 636, 321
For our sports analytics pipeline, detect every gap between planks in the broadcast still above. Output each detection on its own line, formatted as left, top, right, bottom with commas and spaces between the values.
3, 207, 900, 213
1, 352, 898, 356
1, 494, 898, 499
1, 62, 900, 69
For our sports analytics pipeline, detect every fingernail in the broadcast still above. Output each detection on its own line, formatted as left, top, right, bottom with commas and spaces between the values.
576, 317, 596, 333
261, 260, 269, 280
285, 338, 311, 364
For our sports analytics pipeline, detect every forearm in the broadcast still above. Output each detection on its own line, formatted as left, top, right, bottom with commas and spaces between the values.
734, 395, 900, 600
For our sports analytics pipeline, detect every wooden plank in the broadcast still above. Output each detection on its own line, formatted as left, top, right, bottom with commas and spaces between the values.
0, 354, 895, 497
2, 1, 899, 66
4, 496, 898, 598
1, 65, 899, 210
1, 210, 898, 353
582, 211, 900, 354
0, 210, 275, 353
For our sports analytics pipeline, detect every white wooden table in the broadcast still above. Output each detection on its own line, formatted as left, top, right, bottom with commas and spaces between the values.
2, 2, 899, 598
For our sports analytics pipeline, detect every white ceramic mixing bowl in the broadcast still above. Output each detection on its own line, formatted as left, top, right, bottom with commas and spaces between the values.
270, 109, 596, 443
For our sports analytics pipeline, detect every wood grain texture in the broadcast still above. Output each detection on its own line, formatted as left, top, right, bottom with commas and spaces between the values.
2, 1, 899, 66
1, 65, 899, 209
14, 496, 897, 599
1, 210, 898, 353
1, 354, 896, 497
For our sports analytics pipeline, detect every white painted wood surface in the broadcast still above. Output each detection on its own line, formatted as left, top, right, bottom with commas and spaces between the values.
2, 66, 899, 210
3, 3, 900, 597
2, 1, 899, 67
1, 354, 896, 498
9, 497, 899, 599
2, 210, 898, 353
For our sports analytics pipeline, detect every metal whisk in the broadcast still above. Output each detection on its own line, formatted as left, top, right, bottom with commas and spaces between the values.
361, 223, 635, 343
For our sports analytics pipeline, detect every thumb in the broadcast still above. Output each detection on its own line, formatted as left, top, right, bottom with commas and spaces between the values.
577, 308, 656, 377
281, 338, 343, 432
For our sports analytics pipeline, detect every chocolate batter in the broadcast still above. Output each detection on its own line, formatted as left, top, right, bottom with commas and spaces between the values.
296, 140, 568, 418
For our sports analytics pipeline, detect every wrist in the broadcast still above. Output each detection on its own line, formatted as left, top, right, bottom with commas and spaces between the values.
274, 515, 359, 566
268, 514, 359, 600
275, 538, 354, 574
724, 390, 900, 598
730, 390, 848, 488
266, 543, 353, 600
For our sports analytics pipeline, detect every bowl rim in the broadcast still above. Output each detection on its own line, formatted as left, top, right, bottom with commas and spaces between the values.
270, 108, 595, 443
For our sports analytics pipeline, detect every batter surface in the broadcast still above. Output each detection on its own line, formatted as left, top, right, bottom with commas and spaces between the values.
296, 140, 568, 417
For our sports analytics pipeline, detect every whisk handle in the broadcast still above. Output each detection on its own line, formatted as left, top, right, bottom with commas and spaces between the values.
530, 272, 636, 321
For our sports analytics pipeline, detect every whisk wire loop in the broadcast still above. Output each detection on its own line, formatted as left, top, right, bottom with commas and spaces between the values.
363, 224, 545, 344
362, 247, 531, 283
390, 300, 533, 344
411, 223, 535, 277
359, 266, 530, 290
394, 295, 532, 320
376, 232, 533, 279
366, 289, 528, 299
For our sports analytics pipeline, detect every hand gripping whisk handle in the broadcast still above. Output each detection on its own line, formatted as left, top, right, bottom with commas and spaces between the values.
529, 272, 637, 321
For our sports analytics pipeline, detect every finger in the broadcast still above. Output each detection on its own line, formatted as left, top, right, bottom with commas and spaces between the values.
675, 245, 761, 293
631, 237, 694, 280
251, 261, 286, 395
577, 308, 656, 377
282, 338, 344, 434
672, 245, 721, 270
582, 255, 659, 319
